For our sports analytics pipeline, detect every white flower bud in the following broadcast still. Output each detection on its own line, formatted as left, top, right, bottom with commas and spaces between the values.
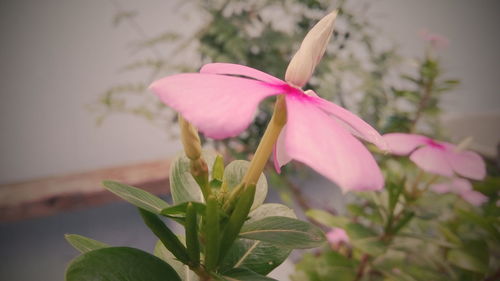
285, 10, 338, 87
179, 114, 202, 160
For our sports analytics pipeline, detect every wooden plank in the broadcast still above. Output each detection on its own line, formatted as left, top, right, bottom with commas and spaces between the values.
0, 159, 171, 222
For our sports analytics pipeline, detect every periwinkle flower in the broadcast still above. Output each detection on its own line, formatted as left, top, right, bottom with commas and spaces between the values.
150, 11, 387, 192
383, 133, 486, 180
326, 227, 349, 247
431, 178, 488, 206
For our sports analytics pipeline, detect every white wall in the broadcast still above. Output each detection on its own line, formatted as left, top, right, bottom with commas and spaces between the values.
1, 0, 499, 184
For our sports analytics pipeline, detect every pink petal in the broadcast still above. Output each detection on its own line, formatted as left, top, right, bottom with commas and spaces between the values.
449, 178, 473, 193
430, 182, 452, 194
284, 95, 384, 192
410, 146, 454, 177
383, 133, 429, 155
150, 73, 281, 139
273, 125, 292, 173
445, 149, 486, 180
460, 190, 488, 206
326, 228, 349, 245
311, 94, 388, 151
200, 63, 285, 85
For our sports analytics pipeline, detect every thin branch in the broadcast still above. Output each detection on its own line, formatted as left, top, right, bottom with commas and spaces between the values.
107, 0, 163, 60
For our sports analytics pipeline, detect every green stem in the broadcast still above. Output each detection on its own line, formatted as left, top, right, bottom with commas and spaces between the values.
185, 202, 200, 266
204, 195, 220, 271
242, 95, 287, 186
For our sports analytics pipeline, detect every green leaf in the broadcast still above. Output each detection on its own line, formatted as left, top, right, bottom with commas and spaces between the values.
292, 251, 358, 281
102, 180, 169, 214
222, 268, 278, 281
223, 160, 267, 210
65, 247, 181, 281
220, 204, 296, 275
240, 216, 325, 249
248, 203, 296, 223
170, 150, 217, 204
306, 209, 349, 228
212, 155, 225, 182
161, 201, 207, 217
139, 208, 190, 265
65, 234, 109, 253
154, 240, 199, 281
448, 240, 489, 273
220, 239, 291, 275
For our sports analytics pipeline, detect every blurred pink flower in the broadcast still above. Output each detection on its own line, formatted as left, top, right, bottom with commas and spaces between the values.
383, 133, 486, 180
419, 29, 449, 49
326, 227, 349, 247
150, 63, 387, 192
431, 178, 488, 206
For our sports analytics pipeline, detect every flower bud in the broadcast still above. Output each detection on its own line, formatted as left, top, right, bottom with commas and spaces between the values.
285, 10, 338, 87
179, 114, 202, 160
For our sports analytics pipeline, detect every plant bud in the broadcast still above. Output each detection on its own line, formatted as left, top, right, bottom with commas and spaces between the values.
179, 114, 202, 160
285, 10, 338, 87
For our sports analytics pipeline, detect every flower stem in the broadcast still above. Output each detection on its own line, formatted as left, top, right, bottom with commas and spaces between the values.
242, 95, 287, 186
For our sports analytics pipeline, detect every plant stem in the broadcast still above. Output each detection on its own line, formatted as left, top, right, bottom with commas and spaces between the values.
410, 72, 434, 133
354, 254, 370, 281
192, 266, 212, 281
242, 95, 287, 186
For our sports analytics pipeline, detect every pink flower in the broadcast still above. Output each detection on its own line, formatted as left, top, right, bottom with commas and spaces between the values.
150, 63, 387, 192
431, 178, 488, 206
419, 29, 449, 49
326, 227, 349, 247
383, 133, 486, 180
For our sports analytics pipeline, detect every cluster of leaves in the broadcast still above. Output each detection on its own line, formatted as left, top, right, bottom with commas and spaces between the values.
65, 150, 325, 281
382, 52, 460, 136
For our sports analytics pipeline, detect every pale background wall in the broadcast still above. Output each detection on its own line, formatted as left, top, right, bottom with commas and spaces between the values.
0, 0, 499, 184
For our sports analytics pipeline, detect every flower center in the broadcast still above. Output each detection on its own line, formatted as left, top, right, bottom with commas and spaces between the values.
426, 139, 445, 149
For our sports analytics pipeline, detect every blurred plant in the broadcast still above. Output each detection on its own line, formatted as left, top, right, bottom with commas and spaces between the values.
293, 133, 499, 281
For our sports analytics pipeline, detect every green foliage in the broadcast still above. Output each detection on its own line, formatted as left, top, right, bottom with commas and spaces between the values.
448, 240, 489, 273
221, 268, 279, 281
154, 240, 200, 281
102, 180, 169, 213
291, 251, 358, 281
65, 247, 181, 281
222, 160, 268, 210
220, 203, 297, 275
65, 234, 109, 253
240, 216, 325, 249
219, 238, 291, 276
68, 149, 323, 280
170, 150, 217, 204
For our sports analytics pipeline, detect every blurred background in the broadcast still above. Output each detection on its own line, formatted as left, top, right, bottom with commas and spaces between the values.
0, 0, 499, 280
